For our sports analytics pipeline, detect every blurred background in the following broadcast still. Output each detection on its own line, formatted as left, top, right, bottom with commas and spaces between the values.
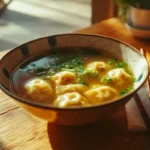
0, 0, 91, 50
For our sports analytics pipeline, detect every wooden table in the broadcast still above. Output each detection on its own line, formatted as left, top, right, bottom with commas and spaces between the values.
0, 18, 150, 150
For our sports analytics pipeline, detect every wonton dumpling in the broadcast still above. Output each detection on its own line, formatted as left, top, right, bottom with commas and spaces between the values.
25, 78, 53, 102
52, 71, 76, 85
107, 68, 132, 88
84, 86, 119, 103
54, 92, 89, 107
56, 84, 88, 95
86, 62, 110, 72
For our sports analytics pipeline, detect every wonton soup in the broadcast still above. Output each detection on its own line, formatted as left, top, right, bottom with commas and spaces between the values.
10, 47, 135, 108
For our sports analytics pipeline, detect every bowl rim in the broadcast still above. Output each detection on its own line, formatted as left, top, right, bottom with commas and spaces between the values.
0, 33, 149, 110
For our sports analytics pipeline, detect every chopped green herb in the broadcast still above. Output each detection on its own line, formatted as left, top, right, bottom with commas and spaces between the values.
49, 54, 63, 60
107, 77, 113, 82
26, 65, 49, 75
120, 87, 133, 95
101, 76, 113, 84
49, 54, 87, 84
115, 61, 127, 68
132, 78, 136, 83
36, 67, 47, 72
84, 70, 99, 78
24, 53, 86, 83
108, 58, 117, 65
78, 77, 87, 85
108, 58, 127, 69
30, 63, 36, 67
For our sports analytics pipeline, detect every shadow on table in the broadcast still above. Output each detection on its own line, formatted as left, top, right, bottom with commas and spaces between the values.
47, 106, 150, 150
47, 120, 120, 150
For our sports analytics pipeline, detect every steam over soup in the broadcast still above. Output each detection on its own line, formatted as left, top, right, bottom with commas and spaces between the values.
10, 47, 135, 108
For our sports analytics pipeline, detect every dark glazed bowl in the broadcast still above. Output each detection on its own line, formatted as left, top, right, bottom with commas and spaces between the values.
0, 34, 149, 125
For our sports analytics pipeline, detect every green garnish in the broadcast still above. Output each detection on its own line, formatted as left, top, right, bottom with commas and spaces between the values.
49, 54, 63, 60
50, 54, 86, 84
27, 66, 49, 75
108, 58, 117, 65
30, 63, 36, 67
120, 76, 136, 95
116, 62, 127, 68
24, 53, 85, 76
84, 70, 99, 78
78, 76, 87, 85
108, 58, 127, 69
120, 87, 133, 95
101, 76, 113, 84
132, 77, 136, 83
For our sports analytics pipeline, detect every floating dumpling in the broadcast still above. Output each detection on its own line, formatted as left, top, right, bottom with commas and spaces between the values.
25, 78, 54, 103
52, 71, 76, 85
86, 62, 110, 73
54, 92, 89, 107
84, 86, 119, 104
56, 84, 88, 95
106, 68, 132, 89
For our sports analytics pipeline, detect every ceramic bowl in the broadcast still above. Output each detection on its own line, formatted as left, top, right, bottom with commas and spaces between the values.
0, 34, 149, 125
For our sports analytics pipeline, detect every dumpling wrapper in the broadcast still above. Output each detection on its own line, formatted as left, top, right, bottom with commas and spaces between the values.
107, 68, 132, 89
56, 84, 88, 95
54, 92, 89, 107
86, 62, 110, 73
84, 86, 119, 104
51, 71, 76, 85
25, 78, 54, 103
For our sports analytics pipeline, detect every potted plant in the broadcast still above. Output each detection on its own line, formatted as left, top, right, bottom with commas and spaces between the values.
116, 0, 150, 38
116, 0, 150, 28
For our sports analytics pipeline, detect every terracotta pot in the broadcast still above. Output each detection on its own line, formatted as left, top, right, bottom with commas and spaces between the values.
127, 6, 150, 29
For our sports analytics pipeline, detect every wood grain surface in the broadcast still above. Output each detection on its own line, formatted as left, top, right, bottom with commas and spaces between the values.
0, 18, 150, 150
